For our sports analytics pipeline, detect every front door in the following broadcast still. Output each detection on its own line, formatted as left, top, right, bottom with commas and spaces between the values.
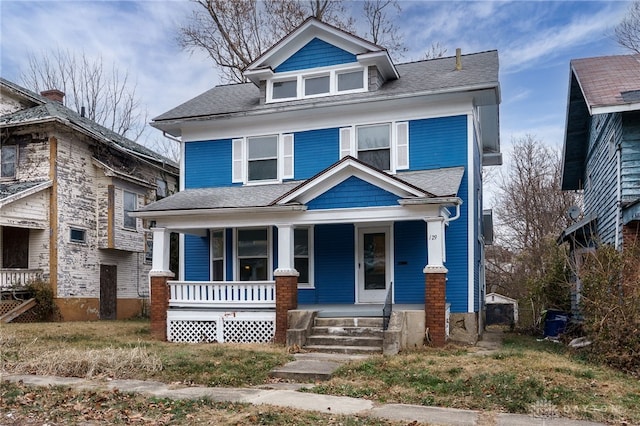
100, 264, 117, 320
357, 227, 390, 303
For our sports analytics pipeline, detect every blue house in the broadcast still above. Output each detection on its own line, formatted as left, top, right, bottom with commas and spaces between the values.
560, 54, 640, 314
135, 18, 501, 349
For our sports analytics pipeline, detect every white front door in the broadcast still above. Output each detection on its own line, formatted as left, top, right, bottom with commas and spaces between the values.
357, 226, 391, 303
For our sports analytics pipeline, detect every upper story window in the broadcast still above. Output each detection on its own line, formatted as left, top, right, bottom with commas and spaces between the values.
233, 134, 294, 184
340, 121, 409, 173
156, 178, 168, 200
123, 191, 137, 230
357, 124, 391, 171
267, 65, 367, 103
1, 145, 17, 179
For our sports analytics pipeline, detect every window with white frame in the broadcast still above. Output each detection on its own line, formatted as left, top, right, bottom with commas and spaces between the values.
340, 121, 409, 172
294, 227, 313, 287
267, 66, 366, 103
1, 145, 17, 179
232, 134, 294, 184
237, 228, 269, 281
211, 229, 224, 281
123, 191, 137, 230
357, 124, 391, 170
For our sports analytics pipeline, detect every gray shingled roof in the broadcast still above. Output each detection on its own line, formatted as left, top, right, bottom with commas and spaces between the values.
0, 180, 48, 200
152, 50, 499, 126
0, 77, 178, 168
137, 166, 464, 213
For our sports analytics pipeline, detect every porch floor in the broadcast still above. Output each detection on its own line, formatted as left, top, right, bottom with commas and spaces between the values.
298, 304, 424, 318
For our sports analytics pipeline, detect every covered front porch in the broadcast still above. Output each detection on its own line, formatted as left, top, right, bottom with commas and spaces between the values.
136, 158, 464, 347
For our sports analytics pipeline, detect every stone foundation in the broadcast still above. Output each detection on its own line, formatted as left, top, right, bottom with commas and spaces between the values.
448, 312, 480, 344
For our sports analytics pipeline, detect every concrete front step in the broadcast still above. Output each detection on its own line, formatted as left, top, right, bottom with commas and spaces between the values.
314, 317, 383, 328
306, 335, 383, 347
311, 326, 384, 338
304, 344, 383, 355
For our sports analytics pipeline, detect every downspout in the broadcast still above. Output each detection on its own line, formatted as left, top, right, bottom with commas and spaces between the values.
443, 199, 462, 224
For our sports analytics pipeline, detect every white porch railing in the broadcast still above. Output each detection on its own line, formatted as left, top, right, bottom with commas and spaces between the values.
168, 280, 276, 309
0, 269, 43, 289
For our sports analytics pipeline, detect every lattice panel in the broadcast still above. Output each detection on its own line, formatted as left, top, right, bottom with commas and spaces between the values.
0, 301, 20, 316
223, 319, 275, 343
168, 320, 218, 343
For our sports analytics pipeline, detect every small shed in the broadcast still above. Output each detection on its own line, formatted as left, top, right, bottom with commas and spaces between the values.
485, 293, 518, 326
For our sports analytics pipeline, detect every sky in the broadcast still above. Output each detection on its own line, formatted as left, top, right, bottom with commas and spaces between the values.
0, 0, 634, 207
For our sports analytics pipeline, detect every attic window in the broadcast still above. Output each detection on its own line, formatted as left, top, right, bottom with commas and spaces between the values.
272, 79, 297, 99
338, 70, 364, 91
304, 75, 330, 96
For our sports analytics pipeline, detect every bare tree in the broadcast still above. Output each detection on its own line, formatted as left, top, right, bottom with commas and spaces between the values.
21, 49, 147, 141
614, 0, 640, 54
423, 42, 448, 60
178, 0, 406, 83
486, 136, 579, 306
362, 0, 405, 57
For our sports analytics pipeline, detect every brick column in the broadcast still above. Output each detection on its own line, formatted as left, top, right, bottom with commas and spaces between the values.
274, 274, 298, 344
425, 268, 447, 347
150, 272, 173, 341
622, 221, 640, 251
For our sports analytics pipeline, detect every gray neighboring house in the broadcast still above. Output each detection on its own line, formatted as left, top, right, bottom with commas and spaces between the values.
0, 77, 178, 320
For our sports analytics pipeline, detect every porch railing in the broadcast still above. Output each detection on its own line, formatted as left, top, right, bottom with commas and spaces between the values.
0, 269, 43, 290
168, 281, 276, 309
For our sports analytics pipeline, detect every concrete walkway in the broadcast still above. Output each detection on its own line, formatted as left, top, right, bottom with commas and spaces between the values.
1, 373, 606, 426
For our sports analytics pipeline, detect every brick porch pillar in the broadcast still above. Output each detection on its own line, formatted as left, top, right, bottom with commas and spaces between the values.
149, 227, 174, 341
274, 273, 298, 344
150, 272, 173, 340
425, 267, 447, 347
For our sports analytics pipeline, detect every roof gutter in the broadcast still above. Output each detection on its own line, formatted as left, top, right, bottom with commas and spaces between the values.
130, 204, 307, 219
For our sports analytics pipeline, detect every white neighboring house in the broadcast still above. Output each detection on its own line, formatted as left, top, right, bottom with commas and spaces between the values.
0, 78, 178, 320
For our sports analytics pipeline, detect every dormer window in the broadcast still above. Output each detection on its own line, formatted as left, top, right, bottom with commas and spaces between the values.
266, 65, 367, 103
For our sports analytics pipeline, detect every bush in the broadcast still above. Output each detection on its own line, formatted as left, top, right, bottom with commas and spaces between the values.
25, 279, 59, 321
578, 245, 640, 375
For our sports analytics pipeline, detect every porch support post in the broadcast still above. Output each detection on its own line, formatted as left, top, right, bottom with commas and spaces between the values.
149, 228, 174, 341
274, 224, 299, 344
424, 218, 448, 347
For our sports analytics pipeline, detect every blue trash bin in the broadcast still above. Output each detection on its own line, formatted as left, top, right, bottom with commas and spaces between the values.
544, 310, 568, 337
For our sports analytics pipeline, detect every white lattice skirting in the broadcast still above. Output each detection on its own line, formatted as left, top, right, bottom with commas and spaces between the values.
167, 310, 275, 343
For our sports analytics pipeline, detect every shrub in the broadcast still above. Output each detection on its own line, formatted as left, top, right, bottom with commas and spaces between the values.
578, 244, 640, 375
25, 279, 59, 321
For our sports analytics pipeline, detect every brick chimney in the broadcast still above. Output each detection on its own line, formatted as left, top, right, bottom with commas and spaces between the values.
40, 89, 65, 103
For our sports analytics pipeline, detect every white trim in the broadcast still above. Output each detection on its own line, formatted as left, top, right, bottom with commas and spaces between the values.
467, 113, 475, 313
590, 102, 640, 115
179, 233, 185, 281
209, 229, 226, 281
356, 225, 392, 303
276, 156, 425, 205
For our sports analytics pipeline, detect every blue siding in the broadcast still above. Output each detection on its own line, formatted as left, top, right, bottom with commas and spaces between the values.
394, 221, 426, 303
184, 139, 233, 188
409, 116, 467, 170
184, 233, 210, 281
445, 172, 469, 313
300, 224, 355, 304
294, 128, 339, 179
275, 38, 357, 73
307, 176, 400, 210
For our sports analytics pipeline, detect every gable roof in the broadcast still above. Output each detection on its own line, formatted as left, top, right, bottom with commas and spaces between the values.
562, 54, 640, 190
243, 17, 397, 85
135, 160, 464, 215
570, 54, 640, 114
152, 50, 500, 131
0, 77, 178, 170
0, 180, 52, 207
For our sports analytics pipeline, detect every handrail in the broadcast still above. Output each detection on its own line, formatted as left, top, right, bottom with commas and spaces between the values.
168, 280, 276, 308
383, 281, 393, 330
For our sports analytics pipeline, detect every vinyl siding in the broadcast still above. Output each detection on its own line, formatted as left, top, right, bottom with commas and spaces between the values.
584, 114, 620, 245
294, 128, 339, 179
301, 224, 355, 304
275, 38, 357, 73
445, 172, 469, 313
184, 233, 210, 281
307, 176, 400, 210
393, 221, 426, 303
409, 115, 468, 170
185, 139, 233, 188
621, 111, 640, 204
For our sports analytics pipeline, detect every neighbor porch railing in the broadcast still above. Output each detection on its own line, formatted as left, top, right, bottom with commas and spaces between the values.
0, 269, 43, 290
168, 280, 276, 309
